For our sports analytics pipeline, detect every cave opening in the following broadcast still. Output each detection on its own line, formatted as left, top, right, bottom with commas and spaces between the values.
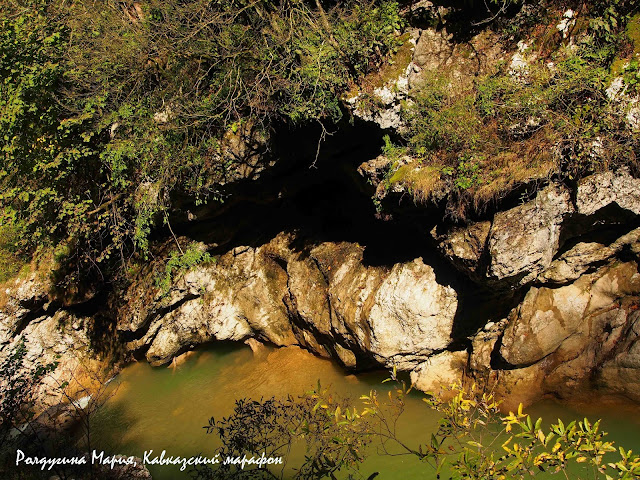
174, 116, 445, 269
160, 115, 511, 350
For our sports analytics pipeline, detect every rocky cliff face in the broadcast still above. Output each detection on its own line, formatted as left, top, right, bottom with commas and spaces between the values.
119, 234, 458, 371
0, 272, 116, 415
119, 168, 640, 406
432, 170, 640, 405
5, 166, 638, 410
2, 3, 640, 413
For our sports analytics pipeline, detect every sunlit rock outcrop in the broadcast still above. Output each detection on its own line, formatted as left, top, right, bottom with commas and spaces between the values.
119, 233, 458, 370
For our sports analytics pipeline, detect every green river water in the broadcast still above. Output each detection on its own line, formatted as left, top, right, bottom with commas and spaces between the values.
91, 344, 640, 479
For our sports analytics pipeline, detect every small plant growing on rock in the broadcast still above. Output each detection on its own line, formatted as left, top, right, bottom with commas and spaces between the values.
155, 242, 213, 295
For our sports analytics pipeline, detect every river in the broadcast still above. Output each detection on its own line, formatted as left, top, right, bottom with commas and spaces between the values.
90, 344, 640, 479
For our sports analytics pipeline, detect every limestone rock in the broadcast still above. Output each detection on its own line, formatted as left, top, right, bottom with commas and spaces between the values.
285, 248, 335, 339
282, 240, 459, 370
411, 29, 454, 74
469, 319, 508, 374
576, 169, 640, 216
431, 174, 640, 290
431, 221, 491, 278
367, 259, 458, 365
352, 97, 404, 130
123, 232, 459, 371
487, 183, 574, 287
215, 122, 272, 184
349, 25, 503, 129
357, 155, 395, 186
542, 305, 630, 394
409, 29, 504, 90
0, 310, 110, 415
499, 261, 640, 399
144, 298, 253, 366
598, 313, 640, 402
606, 75, 640, 131
489, 256, 640, 407
143, 242, 298, 365
357, 154, 414, 200
509, 41, 535, 79
410, 350, 468, 393
538, 241, 610, 285
0, 272, 50, 342
500, 279, 591, 366
333, 343, 357, 369
539, 228, 640, 284
494, 364, 546, 411
118, 243, 216, 335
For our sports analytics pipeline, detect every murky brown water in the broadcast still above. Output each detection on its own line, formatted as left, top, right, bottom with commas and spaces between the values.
91, 344, 640, 479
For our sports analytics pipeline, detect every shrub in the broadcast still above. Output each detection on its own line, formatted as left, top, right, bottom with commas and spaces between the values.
155, 242, 213, 294
381, 2, 639, 217
196, 384, 372, 479
196, 376, 640, 479
0, 0, 404, 284
0, 224, 27, 283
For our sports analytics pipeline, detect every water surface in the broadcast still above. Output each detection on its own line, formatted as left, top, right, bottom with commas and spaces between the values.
91, 344, 640, 479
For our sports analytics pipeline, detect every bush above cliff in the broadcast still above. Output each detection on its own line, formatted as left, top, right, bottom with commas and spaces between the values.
377, 0, 639, 219
0, 0, 404, 283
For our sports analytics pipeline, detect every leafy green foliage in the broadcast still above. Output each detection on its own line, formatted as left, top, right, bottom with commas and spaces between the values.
155, 242, 213, 294
0, 3, 87, 248
0, 0, 403, 283
360, 379, 640, 479
622, 58, 640, 94
0, 223, 27, 283
477, 40, 635, 177
588, 0, 636, 46
195, 382, 372, 479
381, 134, 404, 162
404, 382, 640, 480
381, 2, 639, 217
198, 376, 640, 480
407, 74, 484, 154
442, 155, 482, 190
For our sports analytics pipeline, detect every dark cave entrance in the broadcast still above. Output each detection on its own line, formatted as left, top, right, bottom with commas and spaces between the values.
175, 116, 444, 268
166, 115, 507, 349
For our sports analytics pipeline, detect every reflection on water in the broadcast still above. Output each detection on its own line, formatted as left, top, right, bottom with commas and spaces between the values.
91, 344, 640, 479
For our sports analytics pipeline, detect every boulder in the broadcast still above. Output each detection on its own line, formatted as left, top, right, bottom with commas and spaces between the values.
598, 313, 640, 402
409, 28, 504, 90
500, 279, 591, 367
538, 227, 640, 285
367, 259, 458, 366
469, 319, 508, 374
431, 173, 640, 290
497, 261, 640, 402
410, 350, 468, 394
431, 221, 491, 279
411, 28, 454, 74
576, 169, 640, 216
0, 272, 50, 342
143, 243, 298, 365
487, 183, 574, 287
